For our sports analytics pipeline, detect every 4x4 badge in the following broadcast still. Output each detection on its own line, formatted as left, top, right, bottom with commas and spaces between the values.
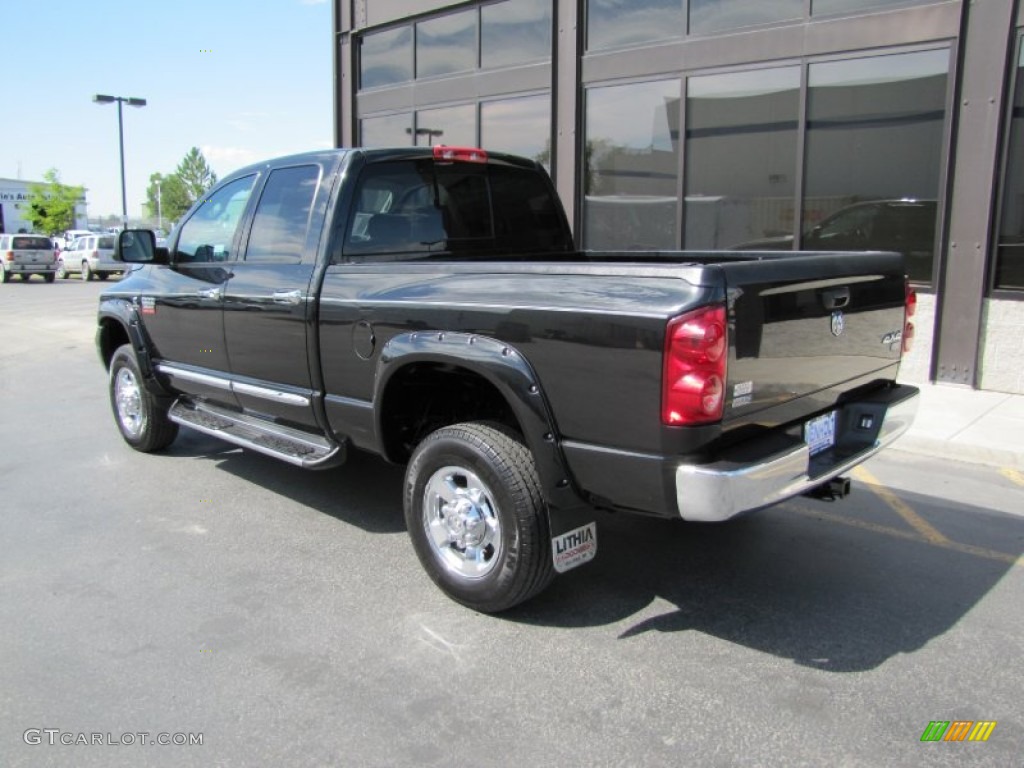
831, 310, 845, 337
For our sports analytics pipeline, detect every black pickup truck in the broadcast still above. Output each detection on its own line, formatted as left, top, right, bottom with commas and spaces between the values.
97, 146, 919, 612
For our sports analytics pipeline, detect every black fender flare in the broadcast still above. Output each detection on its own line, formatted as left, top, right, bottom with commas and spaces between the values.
96, 297, 172, 398
375, 331, 591, 529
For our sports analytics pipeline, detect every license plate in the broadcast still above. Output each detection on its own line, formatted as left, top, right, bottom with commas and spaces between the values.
804, 410, 837, 456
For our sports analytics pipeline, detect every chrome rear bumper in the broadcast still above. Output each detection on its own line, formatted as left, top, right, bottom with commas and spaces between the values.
675, 386, 919, 522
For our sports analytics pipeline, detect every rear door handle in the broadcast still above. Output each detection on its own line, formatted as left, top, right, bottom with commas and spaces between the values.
272, 289, 303, 305
196, 287, 223, 300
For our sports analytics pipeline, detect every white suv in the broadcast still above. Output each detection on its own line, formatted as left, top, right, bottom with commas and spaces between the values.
1, 234, 57, 283
57, 234, 121, 280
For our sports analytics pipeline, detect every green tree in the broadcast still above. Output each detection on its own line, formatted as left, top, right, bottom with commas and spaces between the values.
145, 172, 192, 228
23, 169, 85, 236
175, 147, 217, 205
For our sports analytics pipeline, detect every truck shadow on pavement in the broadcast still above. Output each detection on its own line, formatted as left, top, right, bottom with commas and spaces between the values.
161, 430, 1021, 673
509, 493, 1024, 673
165, 430, 407, 534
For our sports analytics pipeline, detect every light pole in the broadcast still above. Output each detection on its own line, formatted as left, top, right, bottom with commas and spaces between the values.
93, 94, 147, 228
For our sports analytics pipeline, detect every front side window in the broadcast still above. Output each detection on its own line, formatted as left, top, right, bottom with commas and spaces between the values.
245, 165, 321, 263
175, 175, 257, 263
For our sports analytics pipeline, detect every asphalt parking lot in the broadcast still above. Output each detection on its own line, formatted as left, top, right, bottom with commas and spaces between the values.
2, 278, 1023, 767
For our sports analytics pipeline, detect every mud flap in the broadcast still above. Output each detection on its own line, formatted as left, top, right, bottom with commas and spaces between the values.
551, 522, 597, 573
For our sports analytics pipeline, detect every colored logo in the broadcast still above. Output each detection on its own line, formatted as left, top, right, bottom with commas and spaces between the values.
920, 721, 996, 742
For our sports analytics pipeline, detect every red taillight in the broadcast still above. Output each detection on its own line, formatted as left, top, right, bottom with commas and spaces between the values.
433, 145, 488, 164
92, 250, 100, 258
903, 281, 917, 354
662, 305, 728, 426
4, 251, 13, 262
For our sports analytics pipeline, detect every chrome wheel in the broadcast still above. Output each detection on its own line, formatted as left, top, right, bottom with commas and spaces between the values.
56, 259, 67, 279
422, 465, 503, 579
114, 366, 145, 439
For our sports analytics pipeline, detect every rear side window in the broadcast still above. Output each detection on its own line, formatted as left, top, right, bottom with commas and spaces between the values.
13, 236, 52, 250
244, 165, 321, 263
344, 158, 568, 258
98, 236, 115, 249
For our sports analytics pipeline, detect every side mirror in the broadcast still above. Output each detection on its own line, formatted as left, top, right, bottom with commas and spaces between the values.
116, 229, 168, 264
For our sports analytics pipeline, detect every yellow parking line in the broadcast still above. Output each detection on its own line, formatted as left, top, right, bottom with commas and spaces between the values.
851, 466, 950, 545
786, 505, 1023, 568
1001, 468, 1024, 487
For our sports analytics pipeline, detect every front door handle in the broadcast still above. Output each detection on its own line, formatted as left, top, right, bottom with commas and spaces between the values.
272, 289, 303, 305
196, 287, 222, 300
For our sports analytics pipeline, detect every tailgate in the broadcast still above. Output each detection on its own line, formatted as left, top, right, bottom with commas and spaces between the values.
720, 251, 908, 426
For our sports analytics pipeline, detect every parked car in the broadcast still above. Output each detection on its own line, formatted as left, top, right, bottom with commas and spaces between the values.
57, 234, 121, 280
56, 229, 96, 252
733, 199, 938, 282
1, 233, 57, 283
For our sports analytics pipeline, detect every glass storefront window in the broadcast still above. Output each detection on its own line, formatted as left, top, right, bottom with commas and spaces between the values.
361, 113, 414, 147
995, 40, 1024, 291
416, 11, 477, 79
360, 27, 413, 90
813, 0, 941, 17
689, 0, 802, 36
481, 94, 552, 169
685, 66, 799, 249
802, 48, 949, 283
414, 104, 477, 147
482, 0, 552, 68
584, 79, 680, 249
587, 0, 683, 52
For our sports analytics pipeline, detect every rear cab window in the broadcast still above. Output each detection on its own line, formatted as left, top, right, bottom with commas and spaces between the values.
343, 157, 569, 260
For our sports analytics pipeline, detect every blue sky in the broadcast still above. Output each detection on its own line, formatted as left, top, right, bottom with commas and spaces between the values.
2, 0, 332, 218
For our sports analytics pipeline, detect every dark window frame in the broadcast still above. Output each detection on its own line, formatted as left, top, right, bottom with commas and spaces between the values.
580, 42, 953, 274
991, 30, 1024, 298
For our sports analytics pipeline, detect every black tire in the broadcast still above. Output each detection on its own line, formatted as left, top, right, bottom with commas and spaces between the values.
108, 344, 178, 452
98, 272, 109, 281
44, 273, 55, 283
404, 422, 554, 613
81, 262, 93, 281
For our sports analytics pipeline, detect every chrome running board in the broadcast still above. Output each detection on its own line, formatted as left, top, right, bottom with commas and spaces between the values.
168, 399, 345, 469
